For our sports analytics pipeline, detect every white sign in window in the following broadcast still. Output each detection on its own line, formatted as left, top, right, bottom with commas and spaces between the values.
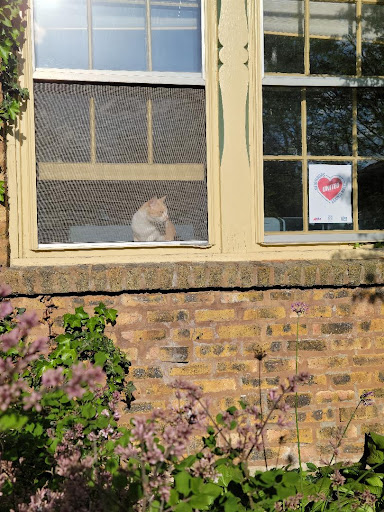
308, 164, 352, 224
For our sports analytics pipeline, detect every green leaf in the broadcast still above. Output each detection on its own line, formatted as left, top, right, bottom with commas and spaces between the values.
0, 181, 5, 203
94, 351, 108, 366
105, 308, 117, 324
0, 413, 28, 431
81, 403, 96, 419
306, 462, 318, 471
200, 482, 222, 499
74, 307, 89, 320
173, 503, 192, 512
174, 471, 191, 495
189, 494, 213, 509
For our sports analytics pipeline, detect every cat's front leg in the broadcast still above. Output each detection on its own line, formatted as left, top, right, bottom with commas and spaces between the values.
165, 219, 176, 241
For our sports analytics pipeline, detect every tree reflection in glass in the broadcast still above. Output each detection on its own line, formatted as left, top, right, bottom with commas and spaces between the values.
263, 87, 301, 156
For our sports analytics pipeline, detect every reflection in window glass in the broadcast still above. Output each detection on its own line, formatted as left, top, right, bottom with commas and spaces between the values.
358, 161, 384, 230
34, 0, 88, 69
357, 89, 384, 157
34, 0, 202, 73
362, 4, 384, 76
264, 161, 303, 231
264, 0, 304, 73
151, 0, 202, 72
309, 1, 356, 75
92, 2, 147, 70
263, 87, 302, 156
307, 88, 352, 156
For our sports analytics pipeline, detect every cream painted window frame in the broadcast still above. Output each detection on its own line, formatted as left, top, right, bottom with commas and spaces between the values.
261, 0, 384, 244
7, 0, 223, 264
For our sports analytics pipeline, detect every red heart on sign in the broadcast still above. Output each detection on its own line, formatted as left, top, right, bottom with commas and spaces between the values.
317, 176, 343, 201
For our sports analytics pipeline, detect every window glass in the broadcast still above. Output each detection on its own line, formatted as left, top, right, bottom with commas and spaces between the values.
362, 4, 384, 76
263, 87, 302, 156
264, 0, 304, 73
34, 0, 88, 69
34, 0, 202, 73
358, 161, 384, 230
151, 0, 202, 72
264, 161, 303, 232
307, 88, 352, 156
357, 88, 384, 157
92, 2, 147, 71
309, 1, 356, 75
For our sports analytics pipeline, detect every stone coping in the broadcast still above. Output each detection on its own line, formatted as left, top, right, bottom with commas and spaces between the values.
2, 259, 384, 296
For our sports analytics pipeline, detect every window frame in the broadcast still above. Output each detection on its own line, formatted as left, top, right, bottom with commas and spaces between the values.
8, 0, 222, 263
261, 0, 384, 244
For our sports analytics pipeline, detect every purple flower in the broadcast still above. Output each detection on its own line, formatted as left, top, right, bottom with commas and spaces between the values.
18, 311, 40, 330
0, 328, 20, 351
330, 469, 346, 487
42, 367, 64, 388
360, 391, 374, 406
291, 302, 309, 316
0, 301, 13, 319
0, 284, 11, 298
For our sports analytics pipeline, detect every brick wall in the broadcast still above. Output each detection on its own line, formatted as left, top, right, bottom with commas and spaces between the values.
12, 284, 384, 467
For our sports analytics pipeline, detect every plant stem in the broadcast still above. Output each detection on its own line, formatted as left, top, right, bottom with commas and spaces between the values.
258, 358, 268, 470
328, 400, 362, 467
295, 318, 302, 473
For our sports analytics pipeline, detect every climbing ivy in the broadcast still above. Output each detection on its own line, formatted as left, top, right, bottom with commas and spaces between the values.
0, 0, 29, 130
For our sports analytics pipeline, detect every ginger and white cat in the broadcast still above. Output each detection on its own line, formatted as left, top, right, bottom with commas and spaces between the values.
131, 196, 176, 242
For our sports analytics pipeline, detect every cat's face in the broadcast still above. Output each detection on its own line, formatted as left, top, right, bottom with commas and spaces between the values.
145, 196, 169, 223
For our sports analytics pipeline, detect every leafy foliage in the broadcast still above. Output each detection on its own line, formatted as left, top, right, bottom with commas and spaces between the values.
0, 292, 383, 511
0, 0, 29, 127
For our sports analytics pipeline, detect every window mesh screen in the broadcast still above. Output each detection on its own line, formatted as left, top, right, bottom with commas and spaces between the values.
34, 82, 208, 244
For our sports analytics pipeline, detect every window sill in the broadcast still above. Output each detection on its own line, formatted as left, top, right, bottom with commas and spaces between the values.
4, 256, 384, 296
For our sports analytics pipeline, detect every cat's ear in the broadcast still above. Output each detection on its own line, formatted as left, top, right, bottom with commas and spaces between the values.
148, 197, 158, 206
159, 196, 166, 202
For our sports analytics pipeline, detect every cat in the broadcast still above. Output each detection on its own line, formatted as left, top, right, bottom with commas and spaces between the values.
131, 196, 176, 242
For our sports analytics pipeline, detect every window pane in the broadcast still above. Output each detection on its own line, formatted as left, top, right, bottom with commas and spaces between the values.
357, 89, 384, 157
151, 0, 202, 72
264, 161, 303, 231
264, 0, 304, 73
307, 88, 352, 156
309, 1, 356, 76
263, 87, 302, 155
34, 0, 88, 69
308, 161, 353, 231
362, 4, 384, 76
92, 1, 147, 71
358, 161, 384, 230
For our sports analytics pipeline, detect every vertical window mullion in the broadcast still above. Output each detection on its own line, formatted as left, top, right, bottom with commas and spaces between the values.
146, 0, 153, 165
87, 0, 93, 70
304, 0, 310, 75
146, 97, 154, 164
87, 0, 96, 165
90, 96, 97, 165
356, 0, 362, 78
301, 87, 309, 232
352, 88, 359, 231
146, 0, 153, 72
